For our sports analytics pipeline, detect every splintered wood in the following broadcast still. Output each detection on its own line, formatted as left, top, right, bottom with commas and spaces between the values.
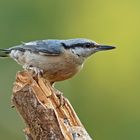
12, 71, 92, 140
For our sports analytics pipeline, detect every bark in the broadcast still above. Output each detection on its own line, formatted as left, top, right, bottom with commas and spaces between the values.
12, 71, 92, 140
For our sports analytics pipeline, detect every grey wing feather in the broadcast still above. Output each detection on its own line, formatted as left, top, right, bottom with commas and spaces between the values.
11, 40, 61, 56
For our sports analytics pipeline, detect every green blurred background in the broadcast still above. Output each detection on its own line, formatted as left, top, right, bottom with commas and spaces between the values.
0, 0, 140, 139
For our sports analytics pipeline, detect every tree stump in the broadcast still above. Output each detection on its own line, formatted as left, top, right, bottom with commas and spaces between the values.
12, 71, 92, 140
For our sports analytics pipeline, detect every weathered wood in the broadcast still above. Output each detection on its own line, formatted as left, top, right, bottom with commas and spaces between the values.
12, 71, 92, 140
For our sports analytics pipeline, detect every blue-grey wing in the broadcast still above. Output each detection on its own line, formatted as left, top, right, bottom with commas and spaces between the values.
11, 40, 62, 56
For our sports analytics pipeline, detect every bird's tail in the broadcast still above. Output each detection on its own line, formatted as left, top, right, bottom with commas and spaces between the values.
0, 49, 11, 57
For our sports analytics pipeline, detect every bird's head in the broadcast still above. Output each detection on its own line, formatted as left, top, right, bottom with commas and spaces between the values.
62, 38, 115, 58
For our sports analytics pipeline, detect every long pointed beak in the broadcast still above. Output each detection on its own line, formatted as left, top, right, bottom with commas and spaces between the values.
96, 45, 116, 51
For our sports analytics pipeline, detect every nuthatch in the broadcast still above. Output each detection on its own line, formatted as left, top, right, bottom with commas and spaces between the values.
0, 38, 115, 84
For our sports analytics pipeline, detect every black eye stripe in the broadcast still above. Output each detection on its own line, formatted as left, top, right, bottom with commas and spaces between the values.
61, 42, 94, 49
84, 43, 91, 47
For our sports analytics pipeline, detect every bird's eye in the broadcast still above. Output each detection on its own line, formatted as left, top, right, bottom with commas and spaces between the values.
85, 43, 91, 48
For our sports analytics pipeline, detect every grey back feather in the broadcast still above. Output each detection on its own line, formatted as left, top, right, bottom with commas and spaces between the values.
10, 40, 62, 55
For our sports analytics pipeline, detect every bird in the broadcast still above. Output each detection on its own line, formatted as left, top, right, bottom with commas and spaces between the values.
0, 38, 115, 84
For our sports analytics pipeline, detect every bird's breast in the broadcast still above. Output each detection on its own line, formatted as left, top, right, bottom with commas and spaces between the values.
42, 53, 83, 82
10, 50, 83, 82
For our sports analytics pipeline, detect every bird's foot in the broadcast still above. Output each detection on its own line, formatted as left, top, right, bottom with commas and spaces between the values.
23, 64, 44, 77
32, 67, 44, 76
54, 89, 66, 107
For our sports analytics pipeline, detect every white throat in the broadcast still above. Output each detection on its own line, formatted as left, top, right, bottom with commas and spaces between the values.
71, 47, 96, 57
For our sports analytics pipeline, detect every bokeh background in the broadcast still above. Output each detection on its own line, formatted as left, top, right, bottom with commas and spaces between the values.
0, 0, 140, 140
